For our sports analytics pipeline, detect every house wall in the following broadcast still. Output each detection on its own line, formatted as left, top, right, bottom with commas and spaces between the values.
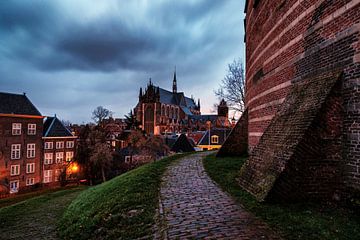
245, 0, 360, 194
0, 116, 43, 194
43, 137, 76, 185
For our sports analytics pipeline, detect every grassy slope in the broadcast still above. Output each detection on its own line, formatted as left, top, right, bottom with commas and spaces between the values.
203, 154, 360, 240
0, 187, 85, 239
58, 153, 191, 240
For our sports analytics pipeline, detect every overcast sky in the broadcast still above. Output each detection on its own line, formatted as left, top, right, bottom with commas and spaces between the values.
0, 0, 245, 123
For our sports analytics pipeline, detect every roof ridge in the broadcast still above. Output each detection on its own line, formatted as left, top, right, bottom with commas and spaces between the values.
44, 117, 56, 137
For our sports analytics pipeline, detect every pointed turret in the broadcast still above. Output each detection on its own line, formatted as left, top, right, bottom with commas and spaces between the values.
139, 87, 143, 99
173, 67, 177, 93
197, 98, 201, 110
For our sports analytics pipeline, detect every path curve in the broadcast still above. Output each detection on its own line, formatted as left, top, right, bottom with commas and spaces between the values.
155, 152, 280, 239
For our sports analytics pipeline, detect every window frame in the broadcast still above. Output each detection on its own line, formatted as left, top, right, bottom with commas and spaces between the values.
10, 180, 19, 193
211, 135, 219, 144
26, 163, 35, 173
44, 153, 53, 164
10, 165, 20, 176
11, 144, 21, 160
55, 152, 64, 163
26, 143, 36, 158
44, 142, 53, 150
66, 141, 74, 148
27, 124, 36, 135
12, 123, 21, 135
43, 170, 53, 183
65, 151, 74, 162
26, 178, 35, 186
56, 141, 64, 149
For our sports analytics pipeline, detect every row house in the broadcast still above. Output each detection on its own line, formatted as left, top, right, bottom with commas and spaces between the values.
0, 92, 44, 194
43, 116, 77, 186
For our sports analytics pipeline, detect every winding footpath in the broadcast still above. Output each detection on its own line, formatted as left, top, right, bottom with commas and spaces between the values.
155, 152, 280, 240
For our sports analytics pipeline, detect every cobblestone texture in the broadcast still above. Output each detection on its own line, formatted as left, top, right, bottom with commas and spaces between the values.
156, 152, 280, 239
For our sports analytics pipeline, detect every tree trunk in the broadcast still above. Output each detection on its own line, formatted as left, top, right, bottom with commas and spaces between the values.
101, 166, 106, 182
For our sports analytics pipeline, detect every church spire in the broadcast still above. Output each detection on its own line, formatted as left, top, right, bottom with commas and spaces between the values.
173, 66, 177, 93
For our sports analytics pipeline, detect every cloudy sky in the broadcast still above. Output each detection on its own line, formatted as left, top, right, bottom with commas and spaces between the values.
0, 0, 245, 123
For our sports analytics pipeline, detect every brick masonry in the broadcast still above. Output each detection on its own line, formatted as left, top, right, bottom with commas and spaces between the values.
221, 0, 360, 201
154, 153, 280, 239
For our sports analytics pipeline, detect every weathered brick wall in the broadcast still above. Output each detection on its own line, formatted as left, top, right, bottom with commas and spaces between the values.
0, 117, 43, 194
243, 0, 360, 199
217, 109, 248, 157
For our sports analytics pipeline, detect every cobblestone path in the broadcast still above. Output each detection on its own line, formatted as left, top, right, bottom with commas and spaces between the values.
156, 152, 280, 240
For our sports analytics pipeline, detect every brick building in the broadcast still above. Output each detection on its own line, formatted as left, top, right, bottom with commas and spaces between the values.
135, 72, 231, 135
43, 116, 77, 185
0, 92, 43, 194
220, 0, 360, 202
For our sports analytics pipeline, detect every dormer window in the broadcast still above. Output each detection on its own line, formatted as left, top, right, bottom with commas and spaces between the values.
211, 135, 219, 144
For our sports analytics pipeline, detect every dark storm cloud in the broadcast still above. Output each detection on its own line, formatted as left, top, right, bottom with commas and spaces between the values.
0, 0, 245, 122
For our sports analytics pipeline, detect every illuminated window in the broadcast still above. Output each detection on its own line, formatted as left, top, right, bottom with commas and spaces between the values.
125, 156, 131, 163
44, 170, 53, 183
55, 169, 62, 182
55, 152, 64, 163
12, 123, 21, 135
211, 135, 219, 144
66, 151, 74, 161
44, 153, 53, 164
11, 144, 21, 159
27, 124, 36, 135
26, 163, 35, 173
27, 143, 36, 158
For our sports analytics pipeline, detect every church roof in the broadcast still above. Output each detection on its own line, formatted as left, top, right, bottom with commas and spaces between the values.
158, 87, 196, 108
43, 116, 74, 137
0, 92, 41, 116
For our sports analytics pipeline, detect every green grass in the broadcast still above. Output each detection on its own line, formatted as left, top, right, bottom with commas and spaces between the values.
203, 154, 360, 240
58, 153, 192, 240
0, 187, 85, 239
0, 186, 81, 209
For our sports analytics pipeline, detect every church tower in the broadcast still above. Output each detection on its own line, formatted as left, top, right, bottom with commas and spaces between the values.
172, 68, 177, 93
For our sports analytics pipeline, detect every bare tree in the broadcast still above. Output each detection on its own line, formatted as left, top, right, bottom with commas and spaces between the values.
92, 106, 113, 125
90, 142, 113, 182
215, 59, 246, 113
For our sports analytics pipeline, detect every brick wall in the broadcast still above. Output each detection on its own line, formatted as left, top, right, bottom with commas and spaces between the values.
0, 116, 43, 194
240, 0, 360, 201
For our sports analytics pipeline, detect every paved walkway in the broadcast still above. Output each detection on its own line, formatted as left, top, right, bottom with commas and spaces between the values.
155, 152, 280, 240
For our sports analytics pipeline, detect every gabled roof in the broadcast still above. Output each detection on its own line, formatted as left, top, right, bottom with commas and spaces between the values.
198, 128, 232, 146
171, 134, 195, 153
158, 87, 197, 108
43, 116, 74, 137
0, 92, 41, 116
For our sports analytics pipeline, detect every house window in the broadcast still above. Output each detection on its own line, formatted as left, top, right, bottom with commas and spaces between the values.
10, 180, 19, 193
10, 165, 20, 176
12, 123, 21, 135
211, 135, 219, 144
55, 152, 64, 163
125, 156, 131, 163
27, 124, 36, 135
11, 144, 21, 159
43, 170, 52, 183
55, 169, 62, 182
27, 143, 36, 158
44, 142, 53, 149
44, 153, 53, 164
26, 178, 35, 186
66, 151, 74, 162
26, 163, 35, 173
66, 141, 74, 148
56, 141, 64, 149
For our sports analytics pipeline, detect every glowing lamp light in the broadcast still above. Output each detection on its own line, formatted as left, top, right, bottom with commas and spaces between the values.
71, 163, 79, 173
